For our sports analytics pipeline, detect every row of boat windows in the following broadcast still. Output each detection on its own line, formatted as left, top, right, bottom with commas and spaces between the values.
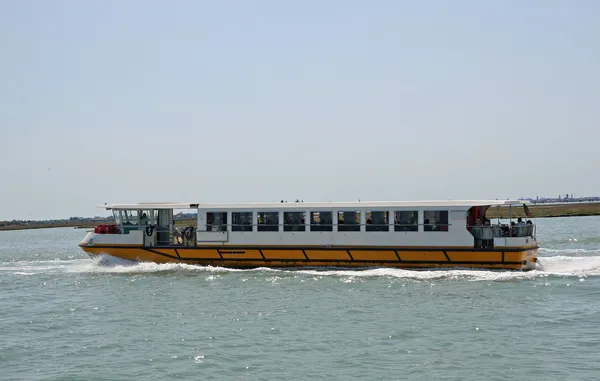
206, 211, 450, 232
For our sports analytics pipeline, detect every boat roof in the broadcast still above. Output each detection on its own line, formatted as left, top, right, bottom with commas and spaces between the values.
100, 200, 528, 210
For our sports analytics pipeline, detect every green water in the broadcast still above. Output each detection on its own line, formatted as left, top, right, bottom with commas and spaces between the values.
1, 217, 599, 380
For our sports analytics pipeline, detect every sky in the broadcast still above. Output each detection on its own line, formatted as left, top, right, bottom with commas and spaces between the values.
1, 0, 599, 220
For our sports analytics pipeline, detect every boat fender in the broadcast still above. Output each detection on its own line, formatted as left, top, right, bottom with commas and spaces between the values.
145, 225, 155, 237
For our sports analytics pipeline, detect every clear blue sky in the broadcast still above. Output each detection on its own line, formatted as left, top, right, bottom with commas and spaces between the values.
1, 0, 598, 220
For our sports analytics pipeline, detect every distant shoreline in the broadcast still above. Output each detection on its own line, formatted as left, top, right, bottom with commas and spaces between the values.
2, 202, 600, 232
486, 201, 600, 219
0, 222, 98, 232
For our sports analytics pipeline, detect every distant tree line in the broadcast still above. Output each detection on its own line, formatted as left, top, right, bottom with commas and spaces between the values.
519, 195, 600, 204
0, 216, 114, 227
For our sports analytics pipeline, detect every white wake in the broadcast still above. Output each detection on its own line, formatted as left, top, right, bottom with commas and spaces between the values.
2, 253, 600, 281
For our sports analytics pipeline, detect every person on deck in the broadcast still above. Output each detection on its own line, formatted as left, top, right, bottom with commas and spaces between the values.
172, 220, 183, 244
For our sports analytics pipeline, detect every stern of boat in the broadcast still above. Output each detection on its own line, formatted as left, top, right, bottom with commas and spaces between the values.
522, 247, 539, 271
494, 239, 539, 271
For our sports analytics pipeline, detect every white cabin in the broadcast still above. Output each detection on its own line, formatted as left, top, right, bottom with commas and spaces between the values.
95, 200, 536, 249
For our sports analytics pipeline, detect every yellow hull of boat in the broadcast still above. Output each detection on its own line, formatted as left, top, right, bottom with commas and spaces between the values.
80, 245, 538, 271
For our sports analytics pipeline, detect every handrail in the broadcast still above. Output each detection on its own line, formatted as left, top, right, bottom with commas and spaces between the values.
468, 224, 535, 238
206, 223, 451, 228
115, 222, 452, 228
108, 223, 452, 235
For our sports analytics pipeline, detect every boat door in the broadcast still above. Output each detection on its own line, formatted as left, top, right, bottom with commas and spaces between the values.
157, 209, 173, 245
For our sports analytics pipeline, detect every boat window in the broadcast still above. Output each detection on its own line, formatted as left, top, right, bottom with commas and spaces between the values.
150, 210, 158, 225
310, 211, 333, 232
232, 212, 253, 232
284, 212, 306, 232
113, 210, 122, 226
206, 212, 228, 232
139, 210, 152, 226
257, 212, 279, 232
122, 210, 139, 226
424, 211, 449, 232
338, 211, 360, 232
366, 211, 389, 231
394, 211, 418, 231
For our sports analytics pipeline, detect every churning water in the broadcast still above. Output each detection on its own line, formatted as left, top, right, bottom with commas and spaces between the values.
1, 217, 600, 380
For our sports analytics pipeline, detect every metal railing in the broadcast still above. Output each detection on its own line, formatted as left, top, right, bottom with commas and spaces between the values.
469, 224, 535, 239
99, 223, 537, 240
100, 222, 454, 235
205, 223, 451, 232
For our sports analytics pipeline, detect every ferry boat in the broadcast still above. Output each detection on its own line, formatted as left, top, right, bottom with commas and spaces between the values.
79, 200, 539, 270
